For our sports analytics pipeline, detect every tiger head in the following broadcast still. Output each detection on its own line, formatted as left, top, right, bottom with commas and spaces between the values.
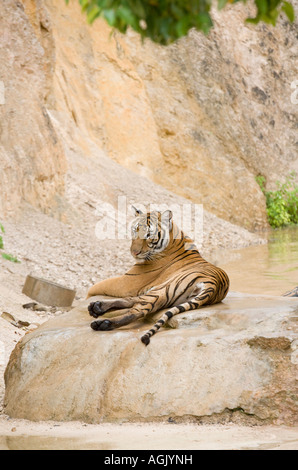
130, 207, 173, 262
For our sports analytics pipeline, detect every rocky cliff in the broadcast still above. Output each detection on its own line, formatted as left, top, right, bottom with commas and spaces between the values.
0, 0, 297, 230
0, 0, 66, 218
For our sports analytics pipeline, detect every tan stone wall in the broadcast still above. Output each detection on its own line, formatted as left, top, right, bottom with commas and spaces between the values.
1, 0, 297, 230
0, 0, 66, 218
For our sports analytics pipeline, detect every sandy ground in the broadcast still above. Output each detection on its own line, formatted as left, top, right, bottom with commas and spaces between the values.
0, 416, 298, 450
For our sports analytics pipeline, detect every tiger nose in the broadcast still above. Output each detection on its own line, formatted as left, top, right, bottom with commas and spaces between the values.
131, 248, 142, 256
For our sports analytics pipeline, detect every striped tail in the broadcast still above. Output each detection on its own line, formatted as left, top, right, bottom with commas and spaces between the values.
140, 297, 207, 346
282, 286, 298, 297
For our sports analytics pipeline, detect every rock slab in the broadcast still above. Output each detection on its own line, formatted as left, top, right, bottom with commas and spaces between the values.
4, 293, 298, 425
22, 275, 76, 307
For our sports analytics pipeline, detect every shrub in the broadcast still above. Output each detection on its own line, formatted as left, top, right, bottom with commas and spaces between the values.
68, 0, 295, 45
256, 172, 298, 228
0, 223, 20, 263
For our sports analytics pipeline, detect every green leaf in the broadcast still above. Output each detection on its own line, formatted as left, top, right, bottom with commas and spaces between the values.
218, 0, 228, 10
103, 8, 116, 26
1, 253, 20, 263
246, 16, 261, 23
160, 18, 173, 41
175, 16, 190, 37
79, 0, 90, 12
117, 5, 139, 29
267, 8, 279, 25
195, 12, 213, 34
0, 223, 4, 250
98, 0, 115, 7
282, 1, 295, 21
256, 0, 268, 15
87, 5, 101, 23
171, 4, 184, 19
256, 175, 266, 193
128, 0, 146, 19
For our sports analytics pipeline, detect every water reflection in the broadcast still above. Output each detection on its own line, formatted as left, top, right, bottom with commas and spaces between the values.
0, 434, 113, 450
212, 226, 298, 296
268, 226, 298, 261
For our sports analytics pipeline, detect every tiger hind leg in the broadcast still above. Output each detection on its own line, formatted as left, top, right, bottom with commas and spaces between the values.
141, 287, 214, 346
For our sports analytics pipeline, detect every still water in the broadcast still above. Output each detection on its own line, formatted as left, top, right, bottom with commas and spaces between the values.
213, 226, 298, 296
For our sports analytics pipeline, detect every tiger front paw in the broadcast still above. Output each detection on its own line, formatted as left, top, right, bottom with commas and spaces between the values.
90, 319, 113, 331
88, 301, 104, 318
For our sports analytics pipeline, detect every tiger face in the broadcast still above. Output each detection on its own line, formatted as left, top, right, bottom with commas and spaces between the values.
130, 208, 173, 262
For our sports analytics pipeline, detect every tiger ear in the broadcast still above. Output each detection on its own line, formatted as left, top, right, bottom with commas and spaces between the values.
131, 205, 143, 216
161, 210, 173, 228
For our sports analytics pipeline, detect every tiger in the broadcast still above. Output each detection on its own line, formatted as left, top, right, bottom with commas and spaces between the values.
283, 286, 298, 297
87, 207, 230, 345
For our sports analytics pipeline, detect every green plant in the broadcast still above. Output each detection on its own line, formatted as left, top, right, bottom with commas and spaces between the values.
0, 223, 4, 250
256, 172, 298, 228
67, 0, 295, 45
0, 223, 20, 263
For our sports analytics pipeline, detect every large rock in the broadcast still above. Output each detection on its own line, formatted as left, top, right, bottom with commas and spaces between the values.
4, 292, 298, 425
